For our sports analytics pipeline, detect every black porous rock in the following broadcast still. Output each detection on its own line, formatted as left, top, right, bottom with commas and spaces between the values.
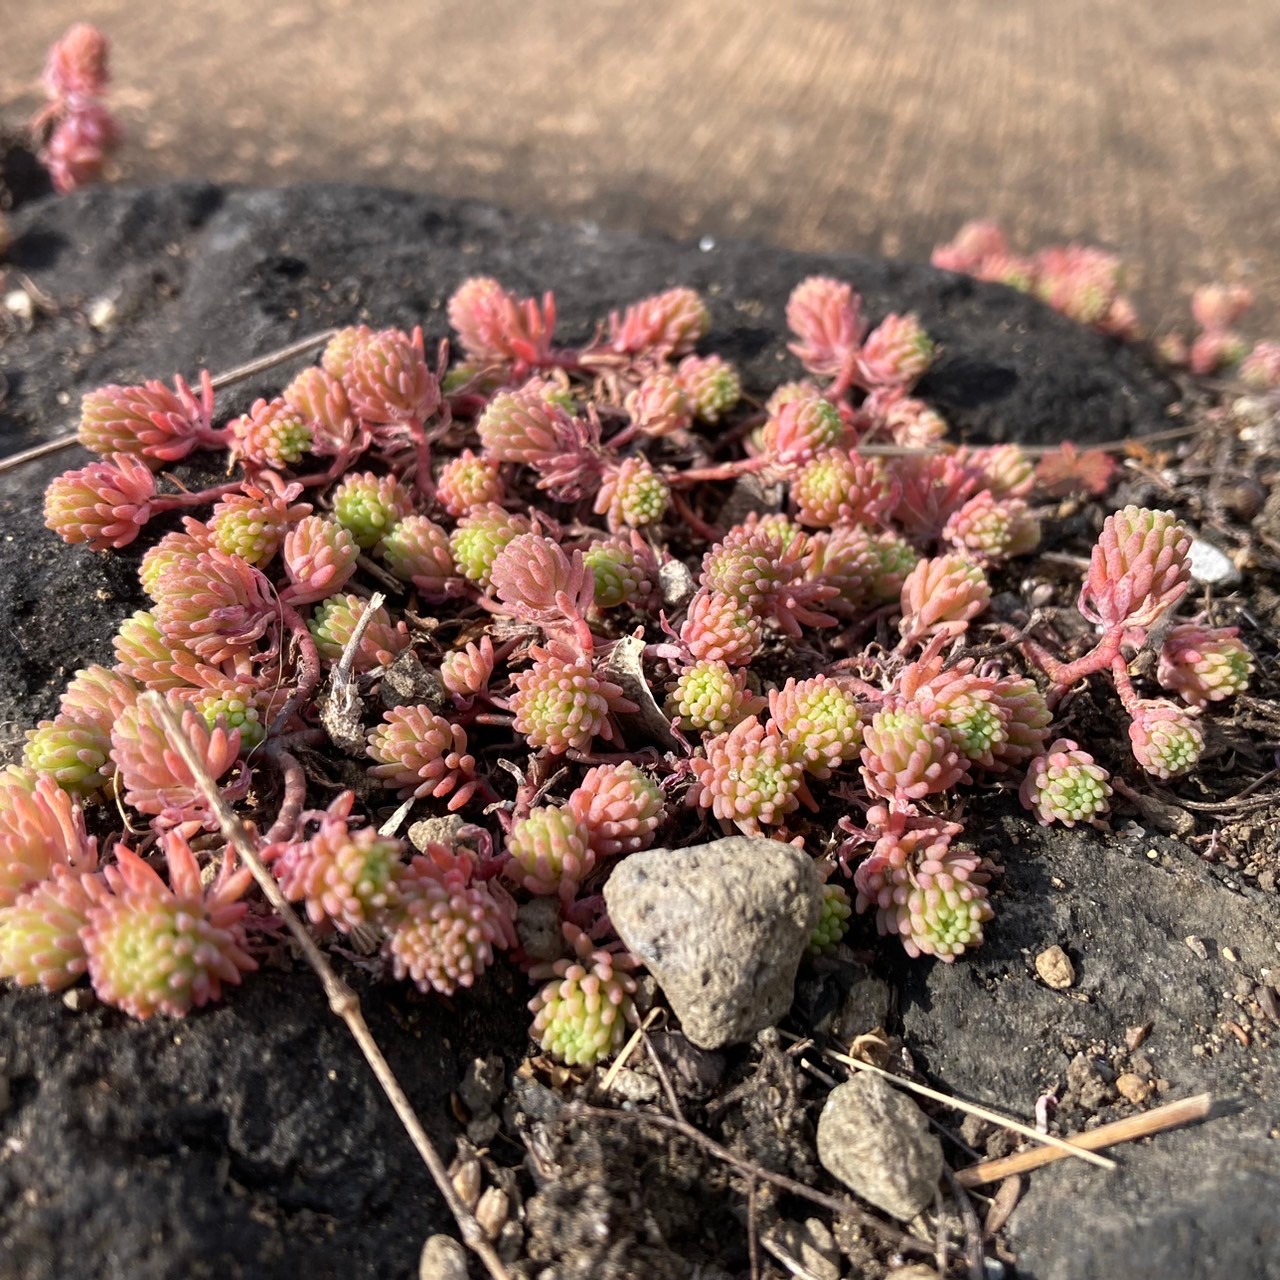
0, 184, 1229, 1280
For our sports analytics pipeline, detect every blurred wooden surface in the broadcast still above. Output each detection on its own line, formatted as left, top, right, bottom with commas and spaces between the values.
4, 0, 1279, 330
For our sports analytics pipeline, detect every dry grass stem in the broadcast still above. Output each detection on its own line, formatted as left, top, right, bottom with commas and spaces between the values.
143, 693, 512, 1280
954, 1092, 1214, 1187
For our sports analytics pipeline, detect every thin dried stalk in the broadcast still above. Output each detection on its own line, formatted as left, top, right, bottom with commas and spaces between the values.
143, 693, 510, 1280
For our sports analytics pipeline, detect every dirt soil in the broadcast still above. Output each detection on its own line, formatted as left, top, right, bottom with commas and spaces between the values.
1, 182, 1279, 1280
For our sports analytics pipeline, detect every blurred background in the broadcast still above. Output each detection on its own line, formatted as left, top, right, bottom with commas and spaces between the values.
3, 0, 1279, 329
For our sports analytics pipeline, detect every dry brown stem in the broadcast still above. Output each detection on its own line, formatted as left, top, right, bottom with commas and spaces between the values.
142, 692, 511, 1280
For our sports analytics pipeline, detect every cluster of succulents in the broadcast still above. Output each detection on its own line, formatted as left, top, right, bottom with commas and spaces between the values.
934, 219, 1280, 390
932, 220, 1137, 338
29, 23, 121, 195
2, 267, 1255, 1059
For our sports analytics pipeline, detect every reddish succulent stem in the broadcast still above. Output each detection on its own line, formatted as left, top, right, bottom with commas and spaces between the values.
665, 456, 769, 488
668, 490, 722, 543
1009, 622, 1127, 707
150, 480, 246, 512
1109, 655, 1143, 715
407, 415, 434, 507
263, 734, 318, 844
270, 602, 323, 734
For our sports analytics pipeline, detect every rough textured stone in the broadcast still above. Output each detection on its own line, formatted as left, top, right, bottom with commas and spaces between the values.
1035, 943, 1076, 989
604, 837, 821, 1049
815, 1074, 944, 1221
418, 1234, 469, 1280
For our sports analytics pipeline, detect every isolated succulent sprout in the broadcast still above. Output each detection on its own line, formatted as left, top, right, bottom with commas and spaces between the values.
1126, 700, 1204, 779
1019, 739, 1112, 826
1079, 506, 1191, 631
809, 883, 853, 955
528, 924, 639, 1066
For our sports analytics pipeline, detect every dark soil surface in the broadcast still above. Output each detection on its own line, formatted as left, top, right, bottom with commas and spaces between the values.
1, 183, 1278, 1280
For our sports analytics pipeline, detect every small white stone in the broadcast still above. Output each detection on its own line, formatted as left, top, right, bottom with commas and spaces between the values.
4, 290, 33, 324
1188, 538, 1241, 587
87, 296, 118, 331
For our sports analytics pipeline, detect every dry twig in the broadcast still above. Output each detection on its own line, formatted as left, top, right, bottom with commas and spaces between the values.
954, 1093, 1213, 1187
144, 693, 511, 1280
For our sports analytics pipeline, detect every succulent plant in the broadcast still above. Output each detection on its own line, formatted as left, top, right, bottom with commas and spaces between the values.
505, 806, 595, 899
528, 924, 639, 1065
267, 792, 402, 933
808, 883, 853, 956
1019, 738, 1112, 826
378, 514, 457, 599
230, 397, 314, 471
310, 593, 411, 671
689, 716, 811, 835
330, 470, 414, 549
385, 846, 516, 994
668, 659, 765, 735
608, 287, 709, 359
1078, 506, 1191, 631
44, 454, 157, 550
767, 675, 864, 778
367, 706, 478, 808
83, 833, 256, 1019
436, 449, 506, 517
568, 762, 667, 858
676, 354, 742, 423
1157, 623, 1254, 708
860, 698, 969, 801
511, 645, 636, 755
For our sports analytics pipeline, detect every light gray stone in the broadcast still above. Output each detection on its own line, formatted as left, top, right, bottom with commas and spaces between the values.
603, 837, 821, 1049
418, 1233, 468, 1280
816, 1074, 943, 1221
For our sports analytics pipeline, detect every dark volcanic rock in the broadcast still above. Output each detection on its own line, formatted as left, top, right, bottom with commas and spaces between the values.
0, 184, 1203, 1280
0, 965, 530, 1280
899, 814, 1280, 1280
